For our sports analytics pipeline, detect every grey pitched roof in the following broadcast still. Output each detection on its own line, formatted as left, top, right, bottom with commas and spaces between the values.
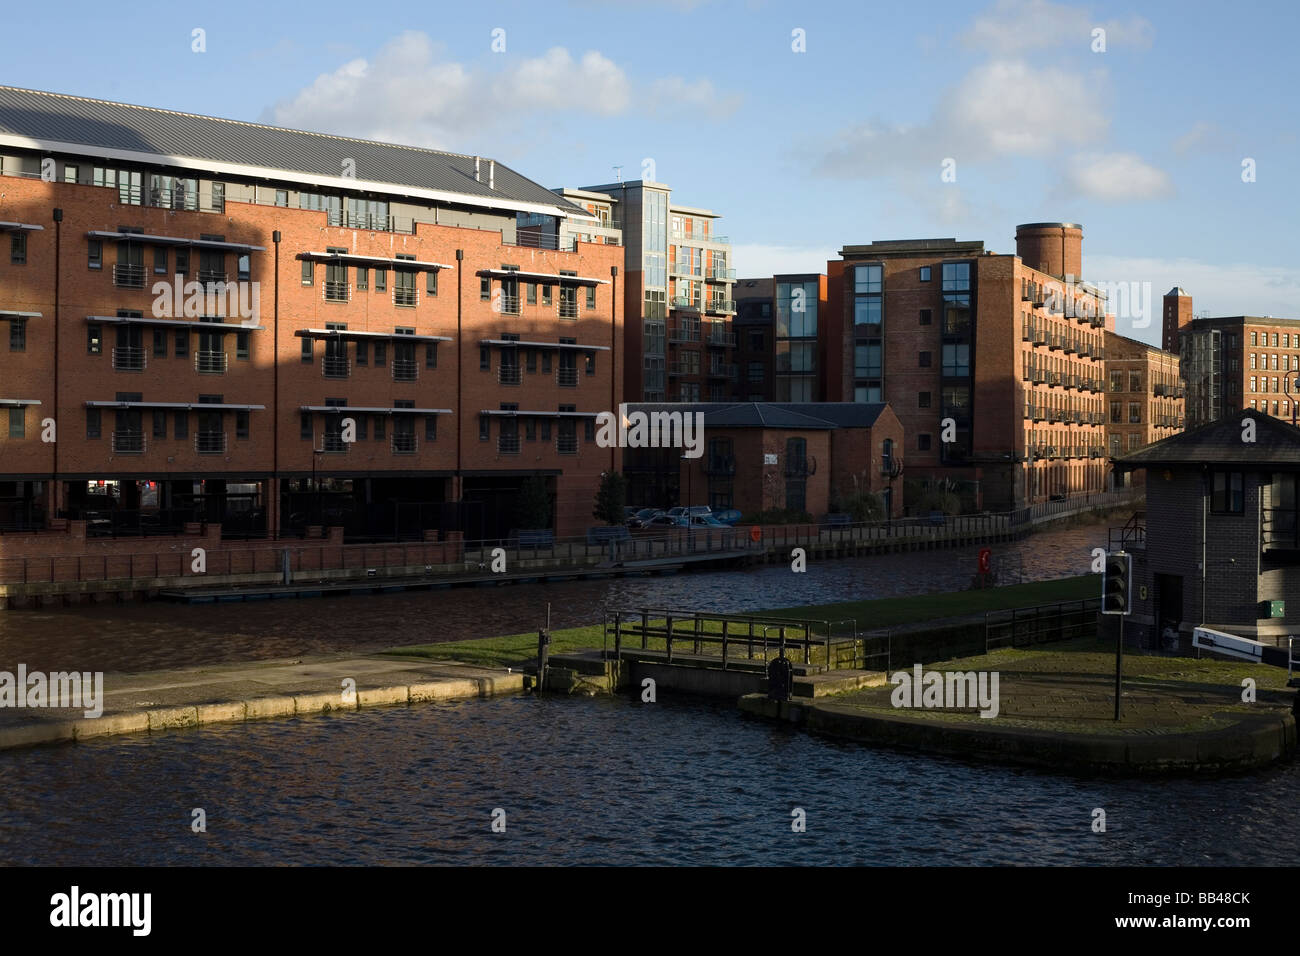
0, 86, 585, 217
625, 402, 890, 430
1116, 408, 1300, 471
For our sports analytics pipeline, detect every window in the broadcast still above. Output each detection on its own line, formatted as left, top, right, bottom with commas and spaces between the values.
236, 331, 250, 360
540, 419, 552, 441
748, 361, 764, 383
1128, 402, 1141, 424
301, 338, 313, 363
1128, 432, 1142, 451
8, 406, 24, 439
373, 340, 386, 365
1110, 401, 1121, 423
1251, 354, 1257, 369
1273, 354, 1280, 370
426, 343, 438, 369
236, 410, 249, 440
919, 351, 932, 368
941, 262, 970, 291
425, 415, 438, 442
86, 408, 101, 439
152, 246, 167, 275
151, 329, 165, 357
1129, 370, 1142, 392
1251, 376, 1257, 393
941, 343, 969, 377
237, 254, 250, 282
1211, 471, 1244, 514
175, 248, 189, 275
64, 164, 79, 183
919, 391, 931, 408
919, 308, 932, 326
1110, 370, 1123, 391
88, 240, 102, 270
301, 260, 314, 285
480, 345, 490, 370
355, 268, 368, 291
526, 348, 536, 374
526, 283, 537, 305
586, 352, 596, 376
375, 269, 386, 292
174, 329, 187, 358
917, 434, 932, 451
479, 415, 490, 441
919, 266, 931, 282
1251, 332, 1258, 346
87, 324, 102, 354
855, 264, 882, 293
584, 418, 595, 442
480, 277, 490, 301
275, 189, 289, 207
152, 409, 166, 439
586, 286, 596, 310
8, 318, 26, 352
300, 412, 312, 440
175, 410, 188, 440
427, 270, 438, 296
1273, 333, 1280, 347
355, 341, 367, 366
11, 233, 27, 265
543, 285, 552, 306
542, 350, 552, 374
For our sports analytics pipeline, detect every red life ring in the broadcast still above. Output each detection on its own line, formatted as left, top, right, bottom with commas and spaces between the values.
978, 548, 992, 574
749, 525, 762, 543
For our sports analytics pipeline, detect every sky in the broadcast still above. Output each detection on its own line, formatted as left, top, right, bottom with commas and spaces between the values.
3, 0, 1297, 345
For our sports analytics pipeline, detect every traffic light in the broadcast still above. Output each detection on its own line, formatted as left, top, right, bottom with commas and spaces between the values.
1102, 551, 1131, 616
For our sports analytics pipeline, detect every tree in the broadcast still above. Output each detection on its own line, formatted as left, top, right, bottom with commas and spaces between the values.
593, 471, 628, 525
514, 476, 552, 530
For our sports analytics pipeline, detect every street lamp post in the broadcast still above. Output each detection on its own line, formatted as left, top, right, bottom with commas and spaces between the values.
885, 456, 903, 534
680, 453, 693, 551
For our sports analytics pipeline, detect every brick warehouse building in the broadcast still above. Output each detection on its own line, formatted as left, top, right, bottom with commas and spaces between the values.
1102, 330, 1184, 471
0, 86, 623, 542
825, 224, 1115, 510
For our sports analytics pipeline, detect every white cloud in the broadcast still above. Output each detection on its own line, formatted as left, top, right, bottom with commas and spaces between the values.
1059, 152, 1174, 201
1172, 120, 1218, 155
963, 0, 1153, 53
817, 59, 1108, 178
262, 32, 631, 150
649, 77, 743, 117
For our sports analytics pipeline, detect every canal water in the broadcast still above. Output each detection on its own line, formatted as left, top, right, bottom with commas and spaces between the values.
1, 693, 1295, 866
0, 523, 1107, 673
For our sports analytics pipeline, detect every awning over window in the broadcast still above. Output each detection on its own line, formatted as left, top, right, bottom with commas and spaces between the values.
478, 409, 598, 418
296, 251, 453, 271
0, 398, 41, 406
87, 315, 265, 332
299, 405, 452, 415
85, 230, 265, 253
479, 338, 609, 351
0, 310, 40, 319
295, 328, 451, 343
478, 268, 609, 286
0, 221, 44, 232
84, 401, 265, 411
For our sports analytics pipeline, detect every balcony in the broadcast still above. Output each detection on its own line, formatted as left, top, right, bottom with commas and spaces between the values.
556, 434, 578, 456
149, 187, 198, 211
1047, 332, 1063, 351
707, 363, 737, 380
112, 431, 145, 454
671, 296, 699, 311
1028, 404, 1044, 421
558, 300, 579, 319
498, 365, 522, 386
198, 270, 228, 286
498, 294, 521, 315
706, 330, 737, 348
392, 359, 419, 383
1064, 338, 1077, 354
1047, 372, 1062, 387
705, 456, 736, 476
194, 349, 227, 374
557, 367, 579, 388
322, 355, 351, 379
1030, 368, 1046, 384
112, 346, 147, 372
321, 433, 348, 453
706, 299, 736, 315
113, 263, 146, 289
1032, 327, 1047, 346
195, 431, 227, 455
391, 433, 417, 455
393, 288, 418, 308
708, 267, 736, 281
323, 280, 351, 303
669, 327, 701, 344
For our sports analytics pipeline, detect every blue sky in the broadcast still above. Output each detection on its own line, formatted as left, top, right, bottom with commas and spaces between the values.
4, 0, 1297, 344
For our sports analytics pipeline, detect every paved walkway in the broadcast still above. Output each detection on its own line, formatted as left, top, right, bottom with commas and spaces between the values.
0, 654, 523, 750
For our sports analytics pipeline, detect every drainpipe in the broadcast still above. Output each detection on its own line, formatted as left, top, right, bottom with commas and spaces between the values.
456, 249, 464, 514
272, 230, 281, 537
51, 207, 61, 519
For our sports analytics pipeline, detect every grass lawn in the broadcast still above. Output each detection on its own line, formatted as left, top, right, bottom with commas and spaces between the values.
382, 574, 1100, 670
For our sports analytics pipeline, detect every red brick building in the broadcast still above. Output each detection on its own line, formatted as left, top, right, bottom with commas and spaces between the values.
0, 86, 623, 541
826, 224, 1114, 510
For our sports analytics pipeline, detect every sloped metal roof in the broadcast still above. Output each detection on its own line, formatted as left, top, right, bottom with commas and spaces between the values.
0, 86, 586, 217
626, 402, 891, 430
1116, 408, 1300, 471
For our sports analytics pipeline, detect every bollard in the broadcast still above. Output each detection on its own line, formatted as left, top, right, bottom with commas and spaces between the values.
537, 627, 550, 692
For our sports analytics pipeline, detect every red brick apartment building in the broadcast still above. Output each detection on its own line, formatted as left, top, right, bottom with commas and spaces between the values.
0, 86, 623, 542
1102, 330, 1184, 465
731, 275, 829, 403
1167, 287, 1300, 429
825, 223, 1115, 510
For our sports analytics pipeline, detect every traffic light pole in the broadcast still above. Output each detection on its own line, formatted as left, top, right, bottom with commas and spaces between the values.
1114, 615, 1123, 721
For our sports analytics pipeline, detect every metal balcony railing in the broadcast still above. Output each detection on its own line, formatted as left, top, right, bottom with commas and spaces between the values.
112, 431, 145, 454
671, 296, 699, 311
195, 431, 226, 455
323, 280, 350, 303
706, 330, 737, 348
707, 363, 737, 379
149, 187, 199, 211
112, 346, 147, 372
392, 359, 418, 383
322, 355, 351, 379
498, 365, 522, 386
706, 299, 736, 314
393, 287, 418, 307
557, 367, 579, 387
497, 294, 520, 315
1032, 327, 1047, 345
198, 270, 228, 285
113, 263, 146, 288
558, 300, 579, 319
556, 434, 578, 456
321, 433, 348, 453
194, 349, 227, 374
669, 327, 701, 343
498, 433, 521, 455
709, 267, 736, 281
391, 433, 417, 455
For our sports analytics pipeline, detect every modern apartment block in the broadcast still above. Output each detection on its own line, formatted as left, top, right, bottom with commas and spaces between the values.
1177, 306, 1300, 429
0, 86, 623, 541
733, 278, 774, 401
571, 180, 736, 403
1102, 331, 1184, 466
826, 224, 1114, 510
730, 275, 828, 403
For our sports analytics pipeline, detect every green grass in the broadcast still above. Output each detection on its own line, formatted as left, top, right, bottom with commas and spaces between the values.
382, 574, 1100, 670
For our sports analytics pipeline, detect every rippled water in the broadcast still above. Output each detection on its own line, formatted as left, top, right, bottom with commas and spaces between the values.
0, 693, 1293, 866
0, 524, 1107, 673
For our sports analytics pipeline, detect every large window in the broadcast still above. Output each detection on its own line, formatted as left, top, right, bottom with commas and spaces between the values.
941, 343, 969, 377
1211, 471, 1244, 514
941, 262, 970, 291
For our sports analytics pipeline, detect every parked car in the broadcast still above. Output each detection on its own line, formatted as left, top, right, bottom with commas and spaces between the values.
688, 514, 728, 527
667, 505, 713, 518
627, 508, 664, 529
644, 514, 687, 528
710, 509, 742, 526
